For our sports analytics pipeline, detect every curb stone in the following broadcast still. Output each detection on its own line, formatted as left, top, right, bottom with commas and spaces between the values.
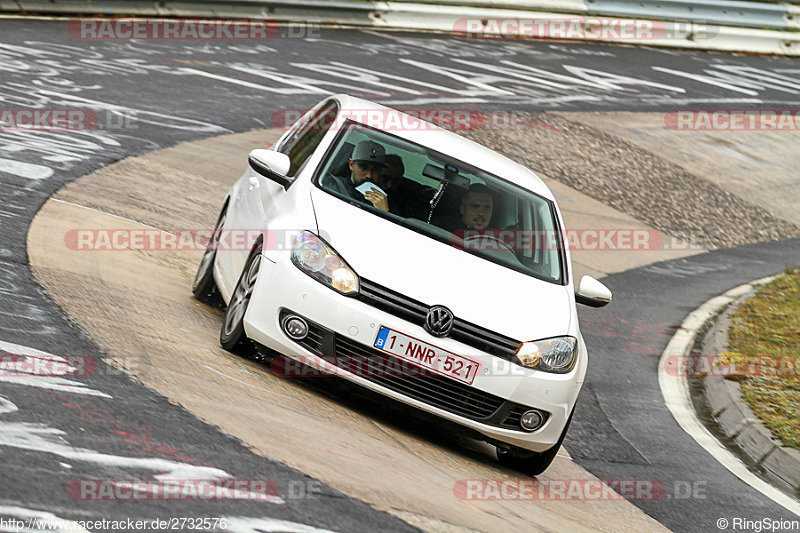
700, 283, 800, 494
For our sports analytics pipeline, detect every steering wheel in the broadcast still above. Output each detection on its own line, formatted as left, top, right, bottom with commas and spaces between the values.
462, 233, 515, 254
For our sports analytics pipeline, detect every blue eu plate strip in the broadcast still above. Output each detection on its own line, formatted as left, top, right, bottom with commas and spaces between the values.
374, 326, 390, 349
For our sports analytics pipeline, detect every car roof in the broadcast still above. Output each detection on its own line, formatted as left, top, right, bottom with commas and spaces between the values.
330, 94, 554, 201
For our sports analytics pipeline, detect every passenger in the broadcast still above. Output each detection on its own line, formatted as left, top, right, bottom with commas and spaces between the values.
372, 154, 407, 215
376, 154, 438, 219
375, 154, 404, 200
459, 183, 494, 230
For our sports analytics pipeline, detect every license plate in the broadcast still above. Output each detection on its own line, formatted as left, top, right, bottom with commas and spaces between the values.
373, 326, 481, 384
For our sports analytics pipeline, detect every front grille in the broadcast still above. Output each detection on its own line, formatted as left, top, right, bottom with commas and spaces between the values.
279, 309, 548, 432
358, 278, 521, 360
358, 278, 429, 325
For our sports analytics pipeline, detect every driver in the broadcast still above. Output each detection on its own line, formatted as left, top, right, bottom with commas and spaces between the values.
459, 183, 493, 230
456, 184, 515, 254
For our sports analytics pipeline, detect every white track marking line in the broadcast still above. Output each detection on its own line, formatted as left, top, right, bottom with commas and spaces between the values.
50, 198, 166, 232
227, 65, 331, 94
202, 364, 297, 401
0, 157, 53, 180
651, 66, 760, 96
178, 67, 310, 95
658, 275, 800, 516
50, 198, 207, 246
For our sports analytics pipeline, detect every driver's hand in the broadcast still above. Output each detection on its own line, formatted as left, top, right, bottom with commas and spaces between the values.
364, 190, 389, 212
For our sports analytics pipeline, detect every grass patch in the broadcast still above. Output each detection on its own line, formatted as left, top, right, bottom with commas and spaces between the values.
722, 269, 800, 450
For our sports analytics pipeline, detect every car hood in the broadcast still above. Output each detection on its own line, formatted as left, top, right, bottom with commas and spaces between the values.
310, 188, 573, 341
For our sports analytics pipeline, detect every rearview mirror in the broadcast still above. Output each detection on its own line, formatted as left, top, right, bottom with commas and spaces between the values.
248, 149, 292, 189
422, 163, 470, 188
575, 276, 612, 308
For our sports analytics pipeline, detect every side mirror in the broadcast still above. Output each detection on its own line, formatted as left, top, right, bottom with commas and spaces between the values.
575, 276, 612, 308
248, 149, 292, 189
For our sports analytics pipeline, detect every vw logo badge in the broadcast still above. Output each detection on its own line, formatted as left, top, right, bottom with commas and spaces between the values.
425, 305, 454, 337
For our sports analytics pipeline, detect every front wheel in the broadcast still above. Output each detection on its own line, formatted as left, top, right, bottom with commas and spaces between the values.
192, 207, 226, 307
496, 407, 575, 476
220, 240, 262, 355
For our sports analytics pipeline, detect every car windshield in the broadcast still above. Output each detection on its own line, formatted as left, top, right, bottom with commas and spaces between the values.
316, 122, 564, 284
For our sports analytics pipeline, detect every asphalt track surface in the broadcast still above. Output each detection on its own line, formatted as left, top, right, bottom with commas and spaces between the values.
1, 18, 800, 531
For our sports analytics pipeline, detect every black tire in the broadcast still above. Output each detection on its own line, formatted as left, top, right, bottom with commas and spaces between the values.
219, 240, 262, 355
496, 406, 575, 476
192, 206, 227, 307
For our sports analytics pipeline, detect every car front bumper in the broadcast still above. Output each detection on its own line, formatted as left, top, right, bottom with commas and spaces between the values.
242, 255, 584, 452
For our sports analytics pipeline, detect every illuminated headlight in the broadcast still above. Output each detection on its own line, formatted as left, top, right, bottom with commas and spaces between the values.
291, 231, 359, 295
515, 336, 577, 374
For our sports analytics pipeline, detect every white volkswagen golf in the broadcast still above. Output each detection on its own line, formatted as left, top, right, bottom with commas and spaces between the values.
193, 95, 612, 475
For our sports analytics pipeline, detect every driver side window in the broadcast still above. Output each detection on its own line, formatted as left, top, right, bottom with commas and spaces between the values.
279, 101, 339, 177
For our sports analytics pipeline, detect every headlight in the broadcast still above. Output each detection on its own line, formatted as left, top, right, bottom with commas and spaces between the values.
291, 231, 359, 295
515, 336, 577, 374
